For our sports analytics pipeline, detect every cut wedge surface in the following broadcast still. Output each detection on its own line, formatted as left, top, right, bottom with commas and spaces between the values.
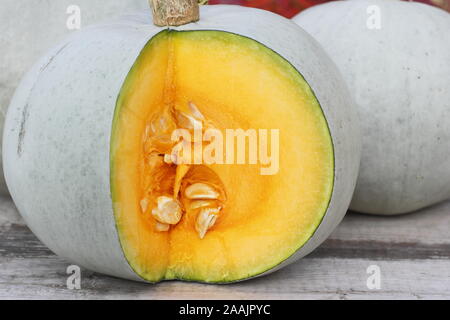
111, 30, 334, 283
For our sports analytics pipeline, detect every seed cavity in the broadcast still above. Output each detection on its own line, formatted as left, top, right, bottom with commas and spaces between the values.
142, 102, 226, 239
185, 183, 220, 200
151, 196, 182, 225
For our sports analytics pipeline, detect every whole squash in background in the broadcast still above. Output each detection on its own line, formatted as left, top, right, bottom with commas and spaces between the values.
209, 0, 449, 17
0, 0, 148, 194
4, 2, 360, 283
294, 0, 450, 215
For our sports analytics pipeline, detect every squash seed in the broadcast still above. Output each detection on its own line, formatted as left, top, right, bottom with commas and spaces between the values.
151, 196, 182, 225
140, 198, 149, 213
185, 183, 220, 200
155, 222, 170, 232
188, 102, 205, 120
164, 154, 173, 164
196, 207, 220, 239
189, 200, 217, 210
175, 110, 203, 130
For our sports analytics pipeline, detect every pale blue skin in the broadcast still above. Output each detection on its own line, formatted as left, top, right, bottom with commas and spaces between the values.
294, 0, 450, 215
4, 6, 360, 282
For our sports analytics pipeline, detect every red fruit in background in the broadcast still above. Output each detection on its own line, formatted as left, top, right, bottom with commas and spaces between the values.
209, 0, 449, 18
209, 0, 329, 18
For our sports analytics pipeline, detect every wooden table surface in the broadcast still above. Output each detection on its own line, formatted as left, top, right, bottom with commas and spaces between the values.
0, 194, 449, 300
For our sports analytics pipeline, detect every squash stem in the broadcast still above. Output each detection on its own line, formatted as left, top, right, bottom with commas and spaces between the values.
150, 0, 201, 27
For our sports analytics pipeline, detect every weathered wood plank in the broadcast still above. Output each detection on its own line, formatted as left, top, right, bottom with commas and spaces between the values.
1, 196, 449, 299
340, 202, 450, 246
1, 254, 450, 299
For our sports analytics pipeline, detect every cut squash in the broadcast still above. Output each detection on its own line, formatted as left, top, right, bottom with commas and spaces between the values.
4, 4, 360, 283
111, 30, 334, 282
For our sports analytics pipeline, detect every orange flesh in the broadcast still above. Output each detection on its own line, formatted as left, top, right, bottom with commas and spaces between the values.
111, 30, 334, 282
